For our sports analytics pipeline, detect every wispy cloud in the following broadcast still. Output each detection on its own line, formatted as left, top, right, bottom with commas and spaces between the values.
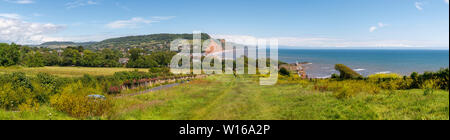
115, 2, 131, 11
369, 26, 378, 32
3, 0, 34, 4
0, 15, 66, 44
106, 16, 175, 29
0, 13, 21, 19
66, 0, 98, 9
369, 22, 388, 32
415, 2, 424, 10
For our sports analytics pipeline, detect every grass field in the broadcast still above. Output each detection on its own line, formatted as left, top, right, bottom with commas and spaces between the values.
111, 75, 449, 120
0, 66, 148, 77
2, 75, 448, 120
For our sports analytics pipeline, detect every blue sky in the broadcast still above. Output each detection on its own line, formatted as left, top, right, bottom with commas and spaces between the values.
0, 0, 448, 49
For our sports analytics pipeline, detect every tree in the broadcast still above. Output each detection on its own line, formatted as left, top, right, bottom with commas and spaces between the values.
335, 64, 362, 79
23, 51, 45, 67
151, 51, 176, 67
80, 50, 101, 67
43, 50, 61, 66
279, 67, 291, 76
61, 48, 81, 66
129, 48, 143, 61
100, 49, 120, 67
0, 43, 20, 66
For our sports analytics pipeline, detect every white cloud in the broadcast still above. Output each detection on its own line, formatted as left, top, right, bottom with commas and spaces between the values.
3, 0, 34, 4
369, 26, 378, 32
369, 22, 387, 32
0, 13, 21, 19
0, 17, 65, 44
42, 34, 124, 43
106, 16, 175, 29
211, 34, 448, 48
378, 22, 387, 28
66, 0, 98, 9
415, 2, 424, 10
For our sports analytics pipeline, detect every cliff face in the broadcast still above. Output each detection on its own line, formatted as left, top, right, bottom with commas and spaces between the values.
205, 39, 224, 55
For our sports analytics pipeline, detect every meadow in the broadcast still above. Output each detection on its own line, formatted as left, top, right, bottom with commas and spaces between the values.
1, 74, 448, 120
0, 66, 148, 77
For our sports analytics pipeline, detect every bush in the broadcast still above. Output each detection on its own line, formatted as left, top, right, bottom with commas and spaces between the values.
50, 93, 112, 118
368, 73, 402, 80
149, 67, 170, 74
411, 68, 449, 90
18, 98, 40, 112
421, 80, 438, 96
279, 67, 291, 76
36, 73, 61, 101
334, 85, 358, 99
331, 73, 339, 79
0, 84, 34, 110
107, 86, 121, 94
335, 64, 362, 79
48, 82, 111, 118
10, 72, 34, 91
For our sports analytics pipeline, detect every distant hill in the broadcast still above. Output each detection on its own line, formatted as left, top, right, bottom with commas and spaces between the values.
39, 41, 97, 48
38, 33, 212, 51
41, 41, 76, 46
89, 33, 211, 51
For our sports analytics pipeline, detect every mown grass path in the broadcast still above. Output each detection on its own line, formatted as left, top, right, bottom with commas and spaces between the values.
111, 75, 449, 120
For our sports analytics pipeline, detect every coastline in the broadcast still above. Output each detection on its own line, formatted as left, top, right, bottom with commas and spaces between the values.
278, 49, 449, 78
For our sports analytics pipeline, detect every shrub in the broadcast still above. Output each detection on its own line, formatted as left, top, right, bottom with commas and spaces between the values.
334, 85, 358, 99
421, 79, 438, 96
60, 81, 103, 96
411, 68, 449, 90
10, 72, 34, 91
107, 86, 121, 94
18, 98, 40, 112
149, 67, 170, 74
0, 84, 34, 110
335, 64, 362, 79
50, 93, 112, 118
32, 82, 54, 103
368, 73, 414, 90
368, 73, 402, 80
36, 73, 62, 99
49, 82, 111, 118
331, 73, 339, 79
279, 67, 291, 76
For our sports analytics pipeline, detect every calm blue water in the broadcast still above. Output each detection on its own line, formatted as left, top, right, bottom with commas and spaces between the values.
278, 49, 449, 78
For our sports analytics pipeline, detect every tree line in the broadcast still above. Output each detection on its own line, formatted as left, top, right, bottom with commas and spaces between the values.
0, 43, 176, 68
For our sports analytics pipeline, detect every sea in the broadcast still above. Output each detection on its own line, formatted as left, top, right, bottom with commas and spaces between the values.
278, 49, 449, 78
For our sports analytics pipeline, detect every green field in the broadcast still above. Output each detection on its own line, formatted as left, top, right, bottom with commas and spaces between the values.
0, 66, 148, 77
2, 75, 448, 120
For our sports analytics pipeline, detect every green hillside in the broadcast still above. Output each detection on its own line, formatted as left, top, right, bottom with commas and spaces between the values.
39, 41, 97, 48
89, 33, 211, 51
